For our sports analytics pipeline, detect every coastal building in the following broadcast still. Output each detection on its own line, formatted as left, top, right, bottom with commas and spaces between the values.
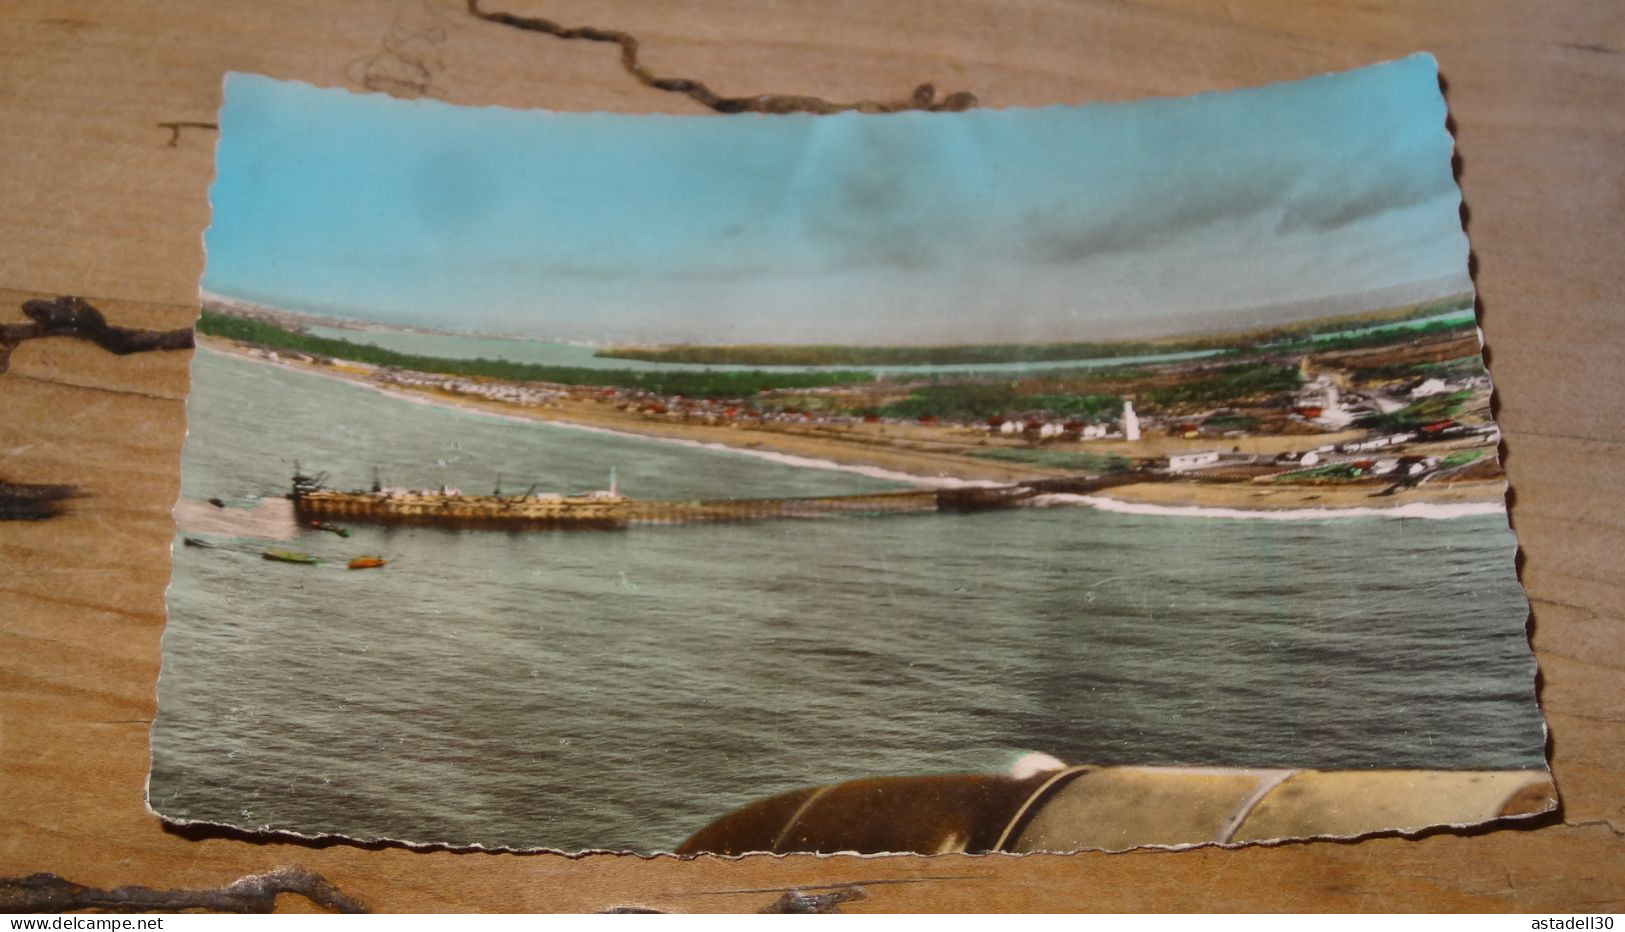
1299, 374, 1357, 429
1165, 450, 1222, 472
1273, 450, 1322, 467
1410, 377, 1452, 398
1338, 432, 1417, 454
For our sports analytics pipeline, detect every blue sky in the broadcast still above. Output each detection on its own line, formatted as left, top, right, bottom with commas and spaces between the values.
204, 55, 1469, 345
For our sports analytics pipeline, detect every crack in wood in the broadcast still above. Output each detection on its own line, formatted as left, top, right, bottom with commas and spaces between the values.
600, 885, 868, 914
349, 0, 447, 97
464, 0, 976, 114
1556, 41, 1620, 56
156, 121, 219, 147
0, 295, 194, 375
0, 479, 79, 521
678, 873, 985, 897
0, 866, 368, 914
759, 887, 867, 913
1565, 818, 1625, 839
11, 370, 185, 402
0, 296, 193, 520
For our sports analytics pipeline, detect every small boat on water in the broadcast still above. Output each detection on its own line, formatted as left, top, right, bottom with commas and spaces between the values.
183, 536, 219, 549
263, 548, 319, 565
306, 520, 351, 538
347, 555, 388, 570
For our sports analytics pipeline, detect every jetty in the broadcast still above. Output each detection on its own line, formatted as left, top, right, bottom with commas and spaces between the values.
291, 486, 941, 531
287, 470, 1162, 532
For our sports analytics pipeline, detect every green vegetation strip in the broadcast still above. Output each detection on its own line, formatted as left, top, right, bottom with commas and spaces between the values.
874, 384, 1122, 422
1274, 463, 1367, 482
1144, 364, 1302, 405
1352, 355, 1488, 382
1357, 390, 1473, 431
1202, 414, 1261, 430
1249, 292, 1474, 344
1261, 316, 1477, 354
197, 311, 876, 398
598, 340, 1228, 367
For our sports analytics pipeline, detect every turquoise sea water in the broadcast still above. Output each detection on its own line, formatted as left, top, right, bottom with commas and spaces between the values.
152, 350, 1544, 851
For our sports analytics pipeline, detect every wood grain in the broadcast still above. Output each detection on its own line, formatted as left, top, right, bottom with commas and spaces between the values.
1, 0, 1621, 912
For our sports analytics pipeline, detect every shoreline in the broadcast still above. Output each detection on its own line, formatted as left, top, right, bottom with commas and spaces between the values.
1088, 478, 1509, 512
201, 342, 1052, 485
196, 341, 1509, 520
1034, 491, 1506, 521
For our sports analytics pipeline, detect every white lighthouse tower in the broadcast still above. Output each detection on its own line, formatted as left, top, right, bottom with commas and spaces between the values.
1122, 399, 1141, 442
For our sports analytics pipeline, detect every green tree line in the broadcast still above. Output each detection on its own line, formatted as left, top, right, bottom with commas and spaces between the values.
197, 311, 877, 398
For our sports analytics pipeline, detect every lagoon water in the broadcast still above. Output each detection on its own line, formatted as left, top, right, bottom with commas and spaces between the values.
301, 323, 1224, 376
299, 310, 1476, 379
152, 350, 1545, 851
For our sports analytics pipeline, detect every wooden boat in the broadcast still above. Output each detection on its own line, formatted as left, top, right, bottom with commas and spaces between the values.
305, 520, 351, 537
347, 555, 388, 570
263, 548, 319, 565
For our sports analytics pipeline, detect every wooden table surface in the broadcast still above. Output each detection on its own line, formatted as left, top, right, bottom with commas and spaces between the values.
2, 0, 1621, 913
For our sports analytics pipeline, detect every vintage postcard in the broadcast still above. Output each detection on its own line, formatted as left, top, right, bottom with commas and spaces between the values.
152, 55, 1550, 854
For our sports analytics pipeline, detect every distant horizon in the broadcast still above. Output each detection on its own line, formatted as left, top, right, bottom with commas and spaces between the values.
205, 56, 1471, 345
201, 275, 1473, 349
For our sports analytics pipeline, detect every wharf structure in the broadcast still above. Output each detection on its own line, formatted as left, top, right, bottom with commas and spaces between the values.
290, 483, 940, 531
287, 471, 1156, 532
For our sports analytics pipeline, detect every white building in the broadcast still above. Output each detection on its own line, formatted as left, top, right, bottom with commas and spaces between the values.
1410, 377, 1451, 399
1299, 373, 1357, 428
1339, 432, 1414, 454
1166, 450, 1222, 472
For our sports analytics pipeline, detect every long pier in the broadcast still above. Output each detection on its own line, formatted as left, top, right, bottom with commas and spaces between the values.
291, 487, 943, 531
289, 471, 1162, 532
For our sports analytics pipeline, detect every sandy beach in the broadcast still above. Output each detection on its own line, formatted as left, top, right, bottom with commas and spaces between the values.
204, 341, 1059, 483
1092, 479, 1508, 511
